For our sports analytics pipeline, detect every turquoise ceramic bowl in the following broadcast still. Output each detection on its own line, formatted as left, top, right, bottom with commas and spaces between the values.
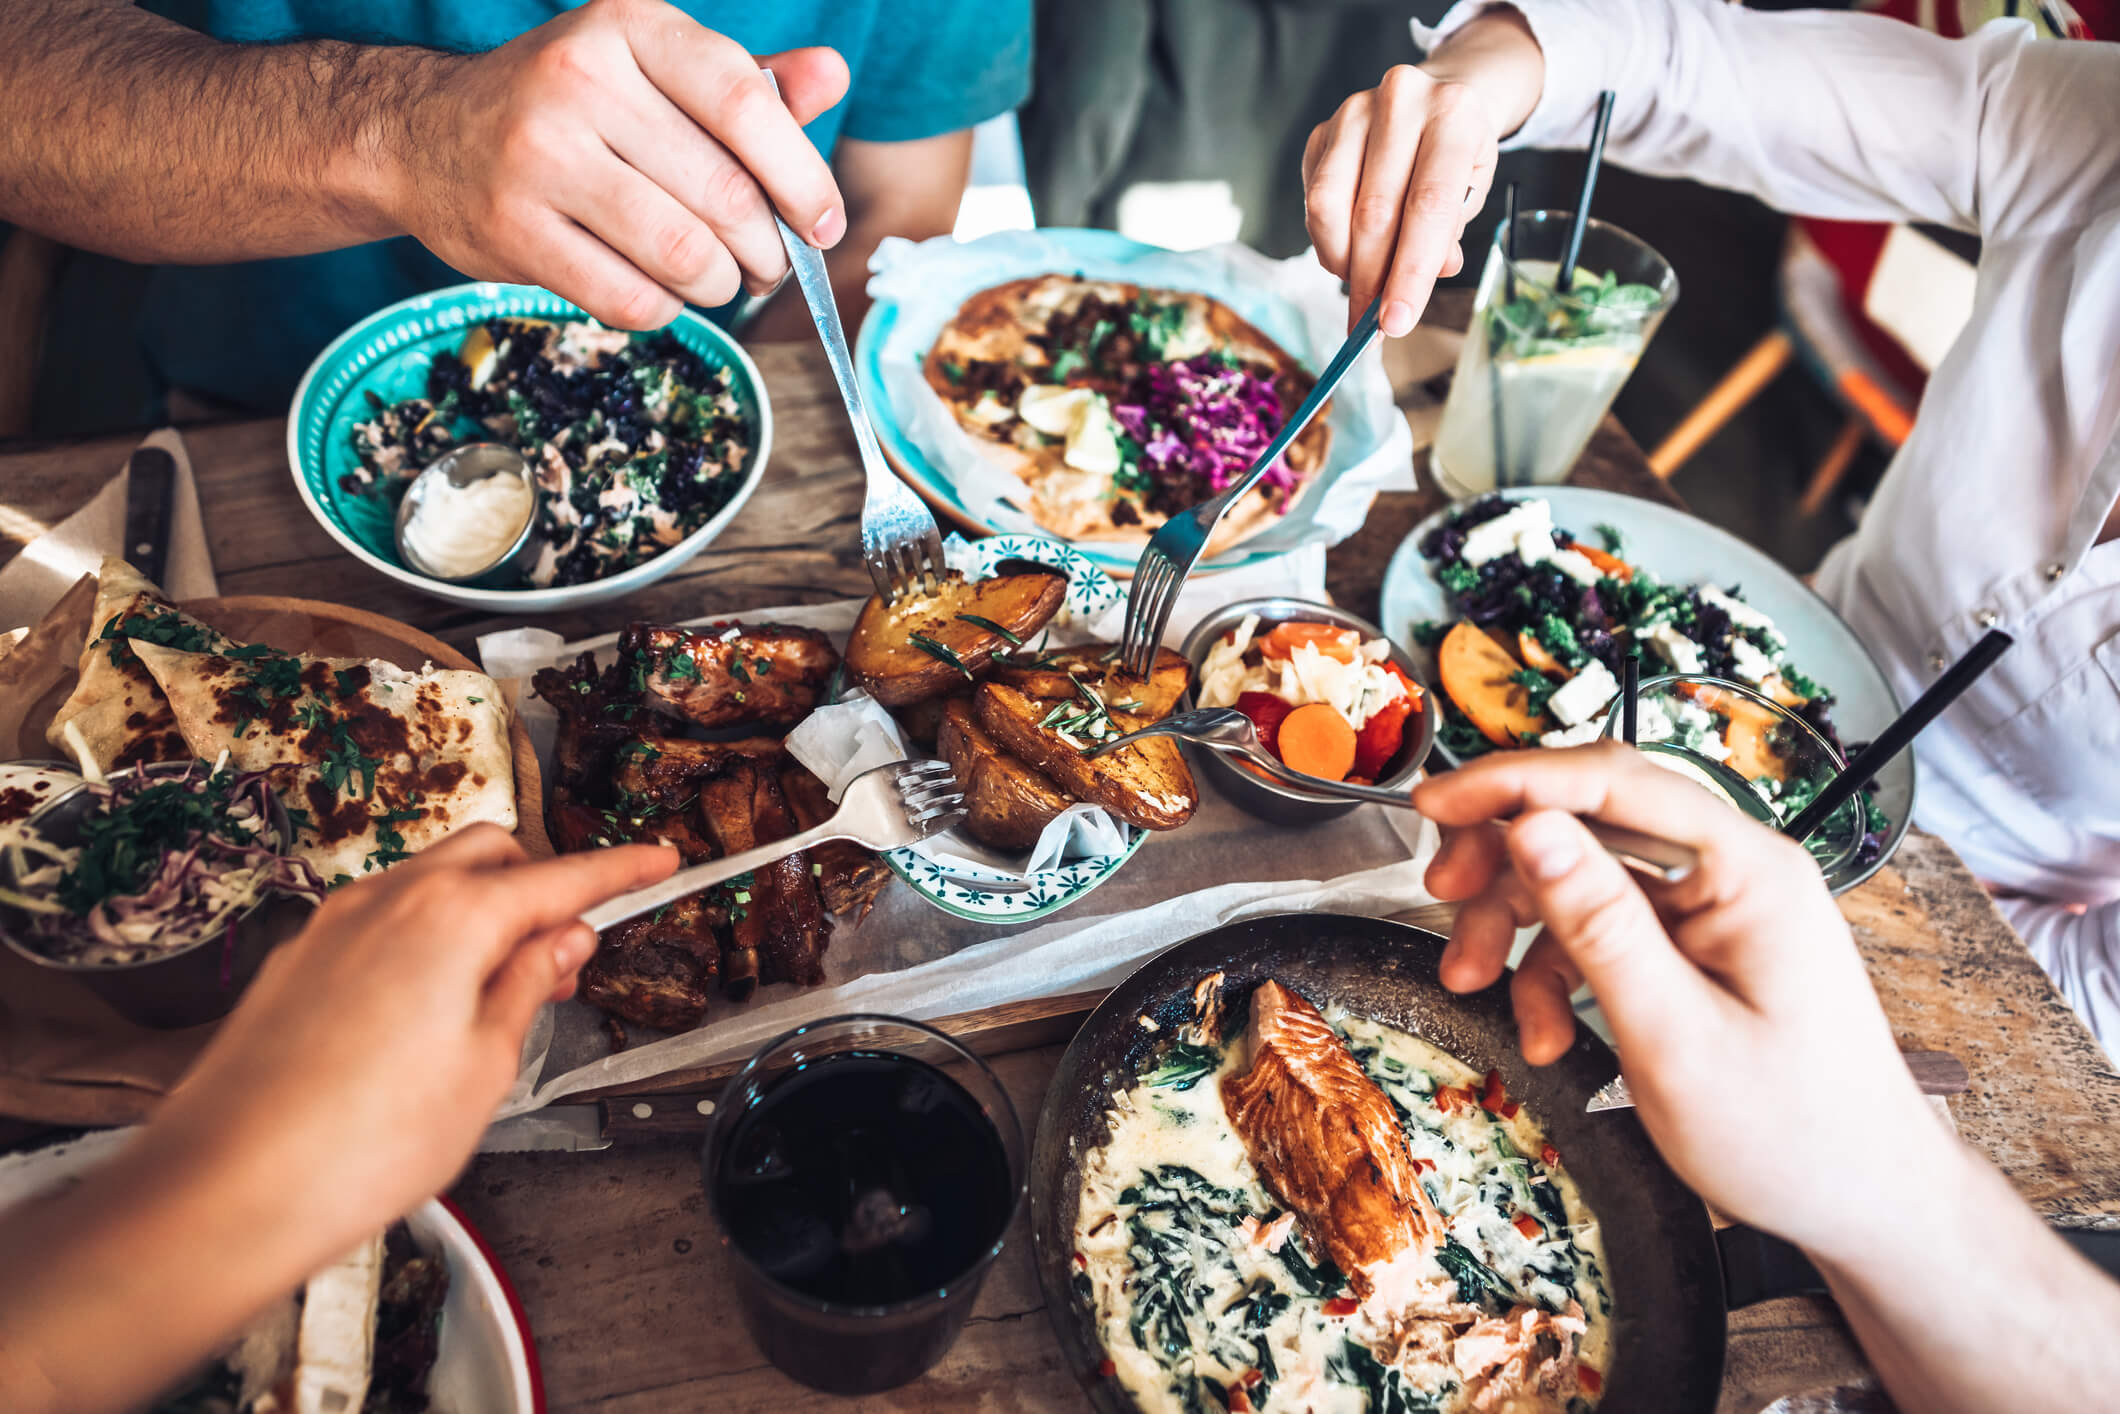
287, 282, 772, 613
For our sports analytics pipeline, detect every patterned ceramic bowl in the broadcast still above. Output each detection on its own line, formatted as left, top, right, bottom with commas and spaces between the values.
287, 282, 772, 614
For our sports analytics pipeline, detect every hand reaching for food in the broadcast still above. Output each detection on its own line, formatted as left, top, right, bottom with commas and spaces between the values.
1413, 742, 2120, 1414
1302, 8, 1546, 336
393, 0, 849, 329
0, 828, 677, 1414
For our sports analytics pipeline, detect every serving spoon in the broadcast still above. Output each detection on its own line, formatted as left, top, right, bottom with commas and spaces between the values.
1086, 708, 1700, 884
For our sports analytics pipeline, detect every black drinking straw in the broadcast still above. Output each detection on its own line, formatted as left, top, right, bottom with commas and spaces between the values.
1784, 629, 2015, 843
1622, 652, 1640, 745
1502, 180, 1520, 303
1557, 91, 1617, 293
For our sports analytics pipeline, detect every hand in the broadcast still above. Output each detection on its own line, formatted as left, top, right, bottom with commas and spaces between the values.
391, 0, 849, 329
1411, 743, 1947, 1253
1302, 10, 1544, 338
139, 827, 676, 1261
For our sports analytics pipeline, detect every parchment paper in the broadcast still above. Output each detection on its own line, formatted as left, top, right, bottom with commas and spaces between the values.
867, 231, 1417, 564
474, 551, 1443, 1132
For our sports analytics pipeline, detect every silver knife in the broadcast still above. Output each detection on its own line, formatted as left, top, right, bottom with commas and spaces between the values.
123, 446, 177, 587
1587, 1049, 1970, 1112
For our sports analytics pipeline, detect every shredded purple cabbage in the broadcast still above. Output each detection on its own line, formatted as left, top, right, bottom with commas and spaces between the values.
1112, 355, 1295, 513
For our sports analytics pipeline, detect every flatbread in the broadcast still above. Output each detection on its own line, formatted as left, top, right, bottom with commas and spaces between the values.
44, 555, 230, 771
925, 275, 1333, 550
132, 640, 517, 884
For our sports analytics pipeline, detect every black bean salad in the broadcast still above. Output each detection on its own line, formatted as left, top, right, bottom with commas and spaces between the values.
348, 318, 753, 588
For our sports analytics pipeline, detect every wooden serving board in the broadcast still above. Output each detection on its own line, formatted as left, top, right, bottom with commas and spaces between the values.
0, 580, 548, 1127
0, 581, 547, 859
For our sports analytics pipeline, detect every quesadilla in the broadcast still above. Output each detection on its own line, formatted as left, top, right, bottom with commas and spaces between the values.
131, 640, 516, 884
924, 275, 1332, 549
45, 555, 231, 771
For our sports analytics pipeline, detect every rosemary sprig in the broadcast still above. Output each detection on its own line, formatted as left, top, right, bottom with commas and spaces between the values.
907, 632, 974, 680
954, 613, 1023, 645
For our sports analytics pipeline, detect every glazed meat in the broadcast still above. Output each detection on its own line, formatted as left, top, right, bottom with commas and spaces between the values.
621, 621, 839, 730
369, 1224, 451, 1412
533, 651, 643, 807
1221, 980, 1441, 1294
778, 761, 892, 921
578, 894, 724, 1031
696, 760, 831, 1001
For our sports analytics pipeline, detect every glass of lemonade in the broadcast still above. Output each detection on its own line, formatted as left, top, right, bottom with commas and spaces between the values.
1433, 210, 1679, 497
1599, 674, 1863, 876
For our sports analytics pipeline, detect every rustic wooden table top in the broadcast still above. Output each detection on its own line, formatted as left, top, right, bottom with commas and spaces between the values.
5, 294, 2118, 1414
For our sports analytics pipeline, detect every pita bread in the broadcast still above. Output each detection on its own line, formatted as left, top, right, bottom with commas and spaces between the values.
132, 640, 517, 884
45, 555, 229, 771
924, 275, 1332, 549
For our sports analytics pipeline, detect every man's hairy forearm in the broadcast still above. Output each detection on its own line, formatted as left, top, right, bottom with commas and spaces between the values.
0, 0, 453, 262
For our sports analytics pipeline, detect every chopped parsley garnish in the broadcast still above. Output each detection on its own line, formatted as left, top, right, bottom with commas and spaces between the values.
940, 359, 965, 385
333, 667, 364, 699
98, 610, 217, 667
1510, 668, 1559, 716
661, 647, 702, 685
1595, 522, 1627, 556
319, 723, 381, 800
1049, 348, 1087, 381
1410, 619, 1449, 649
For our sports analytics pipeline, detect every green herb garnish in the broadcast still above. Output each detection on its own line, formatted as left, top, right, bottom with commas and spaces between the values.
954, 613, 1022, 645
907, 632, 973, 680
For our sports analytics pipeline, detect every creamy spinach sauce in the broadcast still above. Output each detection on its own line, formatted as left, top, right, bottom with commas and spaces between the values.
1075, 1009, 1611, 1414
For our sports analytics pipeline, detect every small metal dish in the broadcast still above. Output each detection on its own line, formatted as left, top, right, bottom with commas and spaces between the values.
0, 762, 317, 1029
392, 442, 541, 585
1178, 598, 1441, 825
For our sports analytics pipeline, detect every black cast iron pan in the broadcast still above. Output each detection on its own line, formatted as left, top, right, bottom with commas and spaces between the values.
1030, 911, 1804, 1414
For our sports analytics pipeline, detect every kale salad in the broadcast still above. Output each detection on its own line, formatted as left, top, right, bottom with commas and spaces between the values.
1415, 495, 1890, 868
348, 318, 753, 588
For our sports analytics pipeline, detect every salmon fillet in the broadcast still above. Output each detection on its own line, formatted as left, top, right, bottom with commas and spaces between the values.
1221, 981, 1442, 1293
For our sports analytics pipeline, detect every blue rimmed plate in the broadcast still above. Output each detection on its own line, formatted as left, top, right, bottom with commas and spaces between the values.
1377, 485, 1913, 894
853, 228, 1404, 580
879, 533, 1146, 923
287, 281, 771, 614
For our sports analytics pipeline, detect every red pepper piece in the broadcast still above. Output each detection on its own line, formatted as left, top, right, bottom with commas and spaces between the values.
1325, 1296, 1360, 1316
1479, 1068, 1509, 1114
1541, 1142, 1561, 1167
1227, 1390, 1253, 1413
1097, 1358, 1117, 1378
1241, 1369, 1264, 1388
1500, 1099, 1520, 1120
1411, 1157, 1435, 1173
1578, 1364, 1604, 1395
1513, 1213, 1543, 1240
1073, 1251, 1088, 1269
1352, 694, 1414, 779
1234, 691, 1295, 756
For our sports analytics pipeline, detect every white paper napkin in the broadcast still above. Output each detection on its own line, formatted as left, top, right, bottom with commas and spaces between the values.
0, 428, 218, 629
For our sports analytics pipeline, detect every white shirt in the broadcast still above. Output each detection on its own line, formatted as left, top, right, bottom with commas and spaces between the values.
1419, 1, 2120, 1044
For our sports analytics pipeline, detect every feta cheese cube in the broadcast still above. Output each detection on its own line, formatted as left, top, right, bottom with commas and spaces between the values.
1539, 720, 1605, 749
1459, 499, 1555, 568
1546, 547, 1606, 586
1699, 585, 1778, 635
1548, 659, 1619, 728
1634, 697, 1676, 743
1640, 623, 1704, 674
1727, 634, 1778, 686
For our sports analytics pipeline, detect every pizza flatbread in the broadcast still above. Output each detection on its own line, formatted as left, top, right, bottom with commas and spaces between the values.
924, 275, 1333, 550
132, 640, 517, 883
45, 555, 230, 771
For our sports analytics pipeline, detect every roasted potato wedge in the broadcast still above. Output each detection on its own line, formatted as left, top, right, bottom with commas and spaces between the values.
988, 645, 1191, 721
974, 681, 1196, 830
938, 698, 1072, 851
893, 692, 965, 751
846, 570, 1068, 707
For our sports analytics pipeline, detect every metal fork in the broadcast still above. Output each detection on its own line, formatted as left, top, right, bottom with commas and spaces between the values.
763, 75, 944, 605
1088, 708, 1700, 884
1118, 294, 1384, 674
578, 761, 964, 932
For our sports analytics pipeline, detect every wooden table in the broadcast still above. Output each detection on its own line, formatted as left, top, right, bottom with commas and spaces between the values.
6, 299, 2119, 1413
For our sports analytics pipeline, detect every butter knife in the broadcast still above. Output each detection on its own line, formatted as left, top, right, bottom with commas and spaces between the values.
123, 446, 177, 587
1587, 1049, 1969, 1113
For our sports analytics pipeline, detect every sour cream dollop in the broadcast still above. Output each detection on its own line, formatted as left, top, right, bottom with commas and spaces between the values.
404, 470, 534, 578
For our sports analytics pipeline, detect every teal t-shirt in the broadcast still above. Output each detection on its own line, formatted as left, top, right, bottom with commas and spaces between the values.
127, 1, 1029, 411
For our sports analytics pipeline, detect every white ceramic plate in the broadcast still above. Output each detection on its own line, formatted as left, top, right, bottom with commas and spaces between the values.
1378, 486, 1914, 892
0, 1129, 542, 1413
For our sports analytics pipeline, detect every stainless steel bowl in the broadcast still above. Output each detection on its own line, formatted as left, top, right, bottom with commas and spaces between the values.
392, 441, 542, 586
0, 762, 317, 1029
1178, 598, 1441, 825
